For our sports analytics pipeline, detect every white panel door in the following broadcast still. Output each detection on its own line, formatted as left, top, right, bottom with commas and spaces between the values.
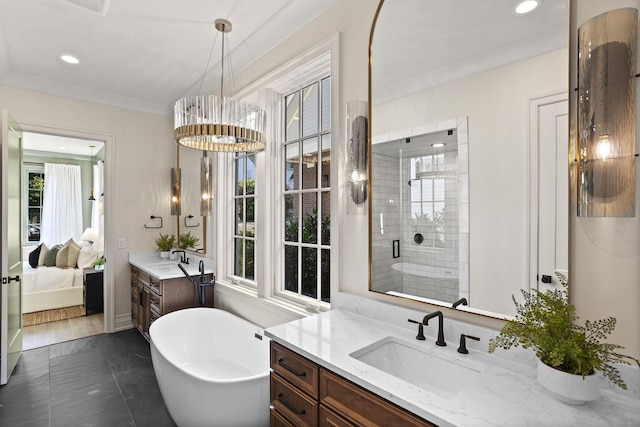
529, 94, 568, 294
1, 110, 23, 385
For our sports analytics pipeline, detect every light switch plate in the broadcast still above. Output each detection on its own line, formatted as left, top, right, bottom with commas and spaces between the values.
118, 238, 126, 249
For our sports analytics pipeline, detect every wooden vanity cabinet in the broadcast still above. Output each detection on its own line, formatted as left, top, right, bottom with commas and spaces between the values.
130, 265, 213, 341
269, 341, 435, 427
130, 267, 150, 339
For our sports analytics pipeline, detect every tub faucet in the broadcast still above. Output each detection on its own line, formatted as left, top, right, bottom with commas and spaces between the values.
172, 250, 189, 264
422, 311, 446, 346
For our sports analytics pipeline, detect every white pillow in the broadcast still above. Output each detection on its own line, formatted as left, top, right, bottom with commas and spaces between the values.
76, 244, 99, 269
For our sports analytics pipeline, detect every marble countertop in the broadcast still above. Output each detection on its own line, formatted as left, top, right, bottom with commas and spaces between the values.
128, 252, 214, 280
264, 309, 640, 427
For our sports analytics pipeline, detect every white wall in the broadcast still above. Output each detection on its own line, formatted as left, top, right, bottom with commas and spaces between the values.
0, 85, 176, 331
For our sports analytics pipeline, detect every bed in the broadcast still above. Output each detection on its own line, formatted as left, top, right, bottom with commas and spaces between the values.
22, 262, 84, 313
21, 240, 99, 317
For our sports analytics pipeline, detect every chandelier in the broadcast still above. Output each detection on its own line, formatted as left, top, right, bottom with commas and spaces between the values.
174, 19, 266, 152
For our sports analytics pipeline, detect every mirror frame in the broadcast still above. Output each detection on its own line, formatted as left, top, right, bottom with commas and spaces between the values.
175, 144, 208, 255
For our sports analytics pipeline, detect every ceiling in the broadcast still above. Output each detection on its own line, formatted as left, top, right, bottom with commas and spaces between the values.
0, 0, 337, 116
0, 1, 567, 118
23, 132, 104, 157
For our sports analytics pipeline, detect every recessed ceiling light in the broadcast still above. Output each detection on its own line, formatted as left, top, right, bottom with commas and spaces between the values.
431, 143, 445, 148
60, 54, 80, 64
515, 0, 539, 14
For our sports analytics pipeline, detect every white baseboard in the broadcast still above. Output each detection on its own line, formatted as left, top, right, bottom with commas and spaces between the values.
114, 313, 134, 332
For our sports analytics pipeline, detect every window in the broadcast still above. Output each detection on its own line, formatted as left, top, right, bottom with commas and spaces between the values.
410, 155, 445, 248
24, 166, 45, 245
233, 153, 256, 281
282, 77, 331, 303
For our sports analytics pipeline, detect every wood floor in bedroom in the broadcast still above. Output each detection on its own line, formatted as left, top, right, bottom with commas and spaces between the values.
22, 313, 104, 350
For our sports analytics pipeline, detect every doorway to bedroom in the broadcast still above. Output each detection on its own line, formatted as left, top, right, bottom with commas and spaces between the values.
21, 132, 106, 349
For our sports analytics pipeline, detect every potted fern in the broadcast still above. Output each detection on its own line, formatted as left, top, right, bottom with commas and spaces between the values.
178, 231, 200, 250
154, 233, 176, 258
488, 272, 639, 405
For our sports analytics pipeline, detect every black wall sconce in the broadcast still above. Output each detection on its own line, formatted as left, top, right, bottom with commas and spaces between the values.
577, 7, 638, 217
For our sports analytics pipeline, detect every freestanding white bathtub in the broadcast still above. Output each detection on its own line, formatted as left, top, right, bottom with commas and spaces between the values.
150, 308, 270, 427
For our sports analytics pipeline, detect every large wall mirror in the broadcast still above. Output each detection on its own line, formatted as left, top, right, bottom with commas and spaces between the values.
369, 0, 569, 318
176, 145, 208, 255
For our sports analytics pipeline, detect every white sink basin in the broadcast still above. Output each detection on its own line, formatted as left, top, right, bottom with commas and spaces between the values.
349, 336, 484, 398
147, 261, 179, 267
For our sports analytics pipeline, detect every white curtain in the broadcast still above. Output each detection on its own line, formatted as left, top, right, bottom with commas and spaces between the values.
41, 163, 83, 246
91, 160, 105, 254
90, 160, 104, 230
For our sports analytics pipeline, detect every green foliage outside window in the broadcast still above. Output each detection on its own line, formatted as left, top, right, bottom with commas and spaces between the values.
285, 209, 330, 301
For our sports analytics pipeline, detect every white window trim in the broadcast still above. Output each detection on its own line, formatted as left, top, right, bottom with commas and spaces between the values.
214, 33, 340, 316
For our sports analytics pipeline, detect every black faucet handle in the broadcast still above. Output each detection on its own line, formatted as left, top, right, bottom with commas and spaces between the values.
407, 319, 426, 340
457, 334, 480, 354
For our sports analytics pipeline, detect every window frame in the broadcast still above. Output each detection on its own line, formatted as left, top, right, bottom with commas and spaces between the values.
214, 35, 339, 314
231, 152, 257, 283
280, 77, 332, 304
23, 164, 45, 246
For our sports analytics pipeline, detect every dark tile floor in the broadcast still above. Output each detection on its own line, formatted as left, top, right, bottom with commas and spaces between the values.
0, 329, 176, 427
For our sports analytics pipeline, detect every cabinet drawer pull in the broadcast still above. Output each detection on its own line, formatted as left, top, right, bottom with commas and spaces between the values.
277, 393, 306, 415
277, 358, 306, 377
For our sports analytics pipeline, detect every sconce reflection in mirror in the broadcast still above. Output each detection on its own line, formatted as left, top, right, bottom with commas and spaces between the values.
346, 100, 368, 214
201, 154, 212, 216
171, 167, 181, 216
577, 7, 639, 217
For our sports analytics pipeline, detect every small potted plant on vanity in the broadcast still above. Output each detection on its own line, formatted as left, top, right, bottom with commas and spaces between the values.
155, 233, 176, 258
488, 272, 639, 405
178, 231, 199, 251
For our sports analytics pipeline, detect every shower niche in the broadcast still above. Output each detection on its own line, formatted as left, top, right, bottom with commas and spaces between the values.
370, 117, 469, 305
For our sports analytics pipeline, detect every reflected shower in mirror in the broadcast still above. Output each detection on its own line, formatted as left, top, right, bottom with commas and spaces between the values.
372, 118, 468, 305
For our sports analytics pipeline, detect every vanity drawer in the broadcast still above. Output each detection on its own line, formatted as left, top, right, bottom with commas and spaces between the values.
271, 373, 318, 427
149, 307, 160, 324
319, 369, 435, 427
319, 405, 356, 427
271, 342, 319, 399
149, 277, 161, 295
270, 407, 297, 427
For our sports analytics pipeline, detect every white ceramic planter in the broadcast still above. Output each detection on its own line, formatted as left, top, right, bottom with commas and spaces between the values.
537, 359, 600, 405
160, 251, 170, 259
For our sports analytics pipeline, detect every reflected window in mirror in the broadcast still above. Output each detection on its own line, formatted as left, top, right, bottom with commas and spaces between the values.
233, 153, 256, 281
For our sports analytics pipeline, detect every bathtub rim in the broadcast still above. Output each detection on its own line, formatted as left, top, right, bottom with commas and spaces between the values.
149, 307, 270, 385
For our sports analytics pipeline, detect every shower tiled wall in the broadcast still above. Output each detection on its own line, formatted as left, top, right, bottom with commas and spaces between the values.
371, 152, 402, 293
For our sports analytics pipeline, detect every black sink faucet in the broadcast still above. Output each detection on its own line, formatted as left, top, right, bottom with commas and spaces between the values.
171, 250, 189, 264
407, 319, 426, 340
457, 334, 480, 354
422, 311, 446, 346
452, 297, 468, 309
